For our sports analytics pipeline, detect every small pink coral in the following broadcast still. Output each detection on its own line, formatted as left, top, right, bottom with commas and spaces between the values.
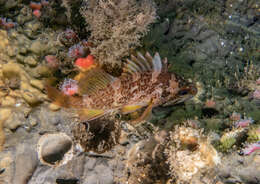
68, 43, 88, 59
60, 78, 78, 96
235, 118, 254, 128
253, 89, 260, 99
256, 78, 260, 85
74, 54, 96, 71
205, 99, 216, 108
33, 10, 41, 18
241, 141, 260, 155
45, 55, 59, 68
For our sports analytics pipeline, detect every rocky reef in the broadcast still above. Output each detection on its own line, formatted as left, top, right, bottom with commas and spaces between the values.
0, 0, 259, 184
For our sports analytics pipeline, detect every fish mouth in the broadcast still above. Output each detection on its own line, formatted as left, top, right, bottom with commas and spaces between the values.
162, 83, 197, 106
176, 94, 194, 104
174, 94, 194, 104
162, 94, 194, 106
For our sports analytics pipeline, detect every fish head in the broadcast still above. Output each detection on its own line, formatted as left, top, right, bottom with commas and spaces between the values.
172, 83, 197, 104
162, 75, 197, 106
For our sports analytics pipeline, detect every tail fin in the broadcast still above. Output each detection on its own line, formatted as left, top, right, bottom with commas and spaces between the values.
45, 84, 70, 108
45, 82, 83, 108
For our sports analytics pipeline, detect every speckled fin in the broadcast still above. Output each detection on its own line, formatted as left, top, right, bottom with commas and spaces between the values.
77, 68, 115, 95
123, 52, 163, 75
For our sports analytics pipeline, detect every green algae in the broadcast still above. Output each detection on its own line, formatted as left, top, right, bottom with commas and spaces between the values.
218, 136, 236, 152
247, 126, 260, 143
167, 103, 201, 123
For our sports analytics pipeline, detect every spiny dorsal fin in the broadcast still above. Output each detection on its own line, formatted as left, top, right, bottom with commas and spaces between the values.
153, 52, 162, 73
122, 52, 164, 75
77, 68, 115, 95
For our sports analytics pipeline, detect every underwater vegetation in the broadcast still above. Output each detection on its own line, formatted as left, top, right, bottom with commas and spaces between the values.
0, 0, 259, 183
80, 0, 157, 66
121, 124, 221, 184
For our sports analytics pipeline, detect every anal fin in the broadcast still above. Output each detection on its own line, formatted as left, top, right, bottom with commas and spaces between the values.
121, 104, 145, 114
130, 102, 154, 125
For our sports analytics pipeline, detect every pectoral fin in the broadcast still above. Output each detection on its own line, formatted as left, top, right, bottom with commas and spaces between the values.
130, 102, 154, 125
78, 108, 106, 121
121, 104, 145, 114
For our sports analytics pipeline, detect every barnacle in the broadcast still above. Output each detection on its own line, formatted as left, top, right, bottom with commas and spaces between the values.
72, 114, 121, 153
165, 126, 220, 184
122, 130, 170, 184
37, 133, 73, 167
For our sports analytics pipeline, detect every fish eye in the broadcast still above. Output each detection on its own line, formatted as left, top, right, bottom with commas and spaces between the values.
178, 89, 188, 95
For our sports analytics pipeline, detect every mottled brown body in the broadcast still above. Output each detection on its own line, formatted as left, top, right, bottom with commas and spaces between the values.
47, 52, 197, 121
82, 72, 191, 110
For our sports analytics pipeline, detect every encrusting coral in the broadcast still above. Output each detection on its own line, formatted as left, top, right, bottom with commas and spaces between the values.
121, 125, 222, 184
80, 0, 157, 66
165, 126, 221, 184
122, 130, 170, 184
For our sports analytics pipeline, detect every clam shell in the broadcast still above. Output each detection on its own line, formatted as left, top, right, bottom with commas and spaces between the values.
37, 133, 73, 167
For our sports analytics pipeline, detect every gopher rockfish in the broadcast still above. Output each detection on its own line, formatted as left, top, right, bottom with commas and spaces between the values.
46, 52, 197, 123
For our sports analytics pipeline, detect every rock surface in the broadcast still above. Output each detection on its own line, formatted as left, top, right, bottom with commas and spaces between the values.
218, 151, 260, 184
0, 0, 259, 184
13, 144, 38, 184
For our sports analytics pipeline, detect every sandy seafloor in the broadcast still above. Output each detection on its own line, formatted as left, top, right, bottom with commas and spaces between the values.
0, 0, 259, 184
